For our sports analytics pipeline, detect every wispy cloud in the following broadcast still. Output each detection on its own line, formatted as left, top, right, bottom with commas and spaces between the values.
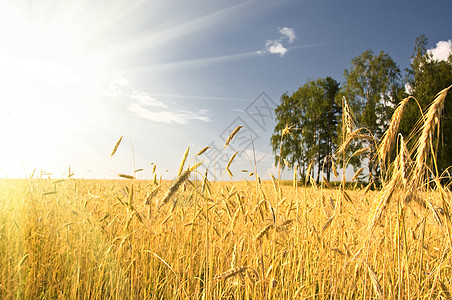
130, 90, 167, 108
103, 74, 212, 124
258, 27, 296, 57
279, 27, 296, 44
265, 40, 288, 57
127, 103, 212, 124
428, 40, 452, 61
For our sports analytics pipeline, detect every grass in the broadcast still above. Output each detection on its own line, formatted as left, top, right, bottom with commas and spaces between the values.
0, 86, 451, 299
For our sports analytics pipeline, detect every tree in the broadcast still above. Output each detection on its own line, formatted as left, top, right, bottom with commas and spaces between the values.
341, 50, 403, 181
271, 77, 341, 182
401, 35, 452, 176
271, 92, 306, 175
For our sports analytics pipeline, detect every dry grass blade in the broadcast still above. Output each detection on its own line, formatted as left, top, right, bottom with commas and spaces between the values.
145, 186, 160, 205
196, 146, 210, 156
351, 167, 364, 182
439, 280, 452, 300
427, 201, 444, 227
415, 85, 451, 181
144, 250, 179, 280
378, 97, 410, 162
362, 183, 372, 194
111, 136, 123, 157
159, 169, 191, 209
310, 177, 318, 190
305, 162, 313, 184
270, 174, 278, 194
341, 189, 353, 204
178, 147, 190, 176
322, 215, 335, 233
224, 126, 243, 149
214, 266, 248, 281
322, 175, 332, 189
118, 174, 135, 180
366, 263, 383, 298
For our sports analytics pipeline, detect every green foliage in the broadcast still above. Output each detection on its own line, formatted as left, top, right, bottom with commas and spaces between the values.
341, 50, 403, 180
342, 50, 402, 138
271, 77, 340, 181
401, 34, 452, 176
273, 35, 452, 183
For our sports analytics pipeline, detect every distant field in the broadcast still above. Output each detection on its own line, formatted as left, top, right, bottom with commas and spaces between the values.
1, 177, 450, 299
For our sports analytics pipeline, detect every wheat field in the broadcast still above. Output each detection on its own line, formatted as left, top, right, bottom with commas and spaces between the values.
1, 86, 451, 299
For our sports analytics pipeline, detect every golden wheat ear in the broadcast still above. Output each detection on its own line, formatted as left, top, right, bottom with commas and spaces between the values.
158, 169, 191, 209
378, 97, 410, 162
224, 126, 243, 149
111, 136, 123, 157
415, 85, 451, 181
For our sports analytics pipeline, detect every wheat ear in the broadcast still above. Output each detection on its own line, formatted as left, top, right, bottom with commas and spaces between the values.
414, 85, 451, 182
111, 136, 123, 157
177, 147, 190, 176
159, 169, 191, 209
378, 97, 411, 162
224, 126, 243, 148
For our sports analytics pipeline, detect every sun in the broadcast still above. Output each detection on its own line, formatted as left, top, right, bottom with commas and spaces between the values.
0, 2, 104, 177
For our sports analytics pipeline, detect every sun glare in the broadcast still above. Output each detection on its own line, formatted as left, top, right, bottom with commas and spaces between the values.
0, 3, 107, 178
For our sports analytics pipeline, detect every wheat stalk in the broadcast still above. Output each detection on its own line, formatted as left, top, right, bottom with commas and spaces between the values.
366, 263, 383, 298
111, 136, 123, 157
255, 223, 273, 241
351, 167, 364, 182
305, 162, 312, 184
331, 159, 338, 179
177, 147, 190, 176
118, 174, 135, 180
224, 126, 243, 149
378, 97, 410, 162
196, 146, 210, 156
159, 169, 191, 209
226, 151, 239, 178
368, 153, 402, 229
214, 266, 248, 281
415, 85, 451, 182
343, 97, 355, 134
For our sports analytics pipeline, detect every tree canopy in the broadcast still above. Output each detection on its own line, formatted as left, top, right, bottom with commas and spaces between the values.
272, 35, 452, 182
271, 77, 340, 182
401, 35, 452, 176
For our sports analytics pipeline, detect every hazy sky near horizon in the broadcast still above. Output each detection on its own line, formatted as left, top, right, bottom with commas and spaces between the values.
0, 0, 451, 180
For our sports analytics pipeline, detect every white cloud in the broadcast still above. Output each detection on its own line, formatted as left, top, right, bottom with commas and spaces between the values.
265, 40, 288, 57
127, 103, 212, 124
130, 90, 167, 108
103, 73, 212, 125
259, 27, 296, 57
428, 40, 452, 61
279, 27, 296, 44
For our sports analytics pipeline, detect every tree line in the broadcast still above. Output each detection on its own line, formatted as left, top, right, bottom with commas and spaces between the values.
271, 35, 452, 184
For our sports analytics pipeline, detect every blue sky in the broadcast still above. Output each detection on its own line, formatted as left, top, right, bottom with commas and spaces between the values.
0, 0, 451, 180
